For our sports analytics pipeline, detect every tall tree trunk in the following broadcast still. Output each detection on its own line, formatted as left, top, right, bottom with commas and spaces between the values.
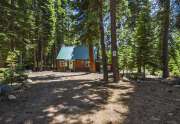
161, 0, 170, 78
137, 55, 142, 74
143, 64, 146, 79
38, 39, 43, 71
55, 13, 64, 70
52, 44, 56, 70
138, 65, 142, 74
89, 43, 96, 72
99, 0, 108, 82
10, 0, 15, 51
33, 48, 37, 71
110, 0, 119, 82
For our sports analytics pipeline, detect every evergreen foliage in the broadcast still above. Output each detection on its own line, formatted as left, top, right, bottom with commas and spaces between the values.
0, 0, 179, 79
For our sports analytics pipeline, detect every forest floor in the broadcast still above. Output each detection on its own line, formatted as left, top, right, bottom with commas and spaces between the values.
0, 71, 180, 124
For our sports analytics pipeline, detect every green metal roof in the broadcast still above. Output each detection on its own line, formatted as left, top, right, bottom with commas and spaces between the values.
56, 46, 97, 60
57, 46, 74, 60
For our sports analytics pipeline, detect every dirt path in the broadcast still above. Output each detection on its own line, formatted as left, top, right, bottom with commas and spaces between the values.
0, 71, 180, 124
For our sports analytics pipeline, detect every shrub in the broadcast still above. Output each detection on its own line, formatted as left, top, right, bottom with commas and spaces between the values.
1, 50, 28, 85
2, 65, 28, 85
3, 68, 14, 84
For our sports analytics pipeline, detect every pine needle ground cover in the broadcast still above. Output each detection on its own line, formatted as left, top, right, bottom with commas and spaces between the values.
0, 72, 179, 124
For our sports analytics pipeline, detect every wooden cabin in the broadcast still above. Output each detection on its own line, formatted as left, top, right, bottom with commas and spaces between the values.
56, 46, 99, 72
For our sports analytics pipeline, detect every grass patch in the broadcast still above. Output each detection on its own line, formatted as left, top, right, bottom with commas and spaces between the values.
0, 73, 4, 84
0, 68, 7, 72
0, 73, 3, 77
0, 68, 7, 81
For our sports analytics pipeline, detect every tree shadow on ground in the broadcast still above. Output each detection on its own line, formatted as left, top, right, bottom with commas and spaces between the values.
30, 72, 91, 81
117, 80, 180, 124
1, 73, 180, 124
0, 74, 110, 124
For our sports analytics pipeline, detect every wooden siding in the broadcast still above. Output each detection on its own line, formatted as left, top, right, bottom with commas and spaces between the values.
57, 60, 92, 72
74, 60, 89, 72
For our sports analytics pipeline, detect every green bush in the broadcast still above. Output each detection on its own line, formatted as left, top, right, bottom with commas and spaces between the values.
3, 68, 14, 84
1, 65, 28, 84
6, 51, 20, 68
0, 73, 3, 78
1, 50, 28, 84
0, 73, 3, 82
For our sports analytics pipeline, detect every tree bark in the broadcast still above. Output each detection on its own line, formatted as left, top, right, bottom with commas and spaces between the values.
38, 39, 43, 71
143, 64, 146, 79
99, 0, 108, 82
52, 44, 56, 70
33, 48, 37, 71
89, 43, 96, 72
110, 0, 119, 82
161, 0, 170, 78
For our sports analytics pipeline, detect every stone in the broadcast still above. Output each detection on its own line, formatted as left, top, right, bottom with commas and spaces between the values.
174, 99, 180, 102
69, 119, 81, 124
8, 95, 16, 100
151, 116, 160, 121
173, 85, 180, 88
122, 77, 129, 82
27, 79, 33, 83
168, 113, 174, 116
54, 115, 66, 123
167, 121, 177, 124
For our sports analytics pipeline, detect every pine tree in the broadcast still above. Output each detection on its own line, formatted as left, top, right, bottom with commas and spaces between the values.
134, 1, 153, 78
98, 0, 108, 81
110, 0, 119, 82
160, 0, 170, 78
